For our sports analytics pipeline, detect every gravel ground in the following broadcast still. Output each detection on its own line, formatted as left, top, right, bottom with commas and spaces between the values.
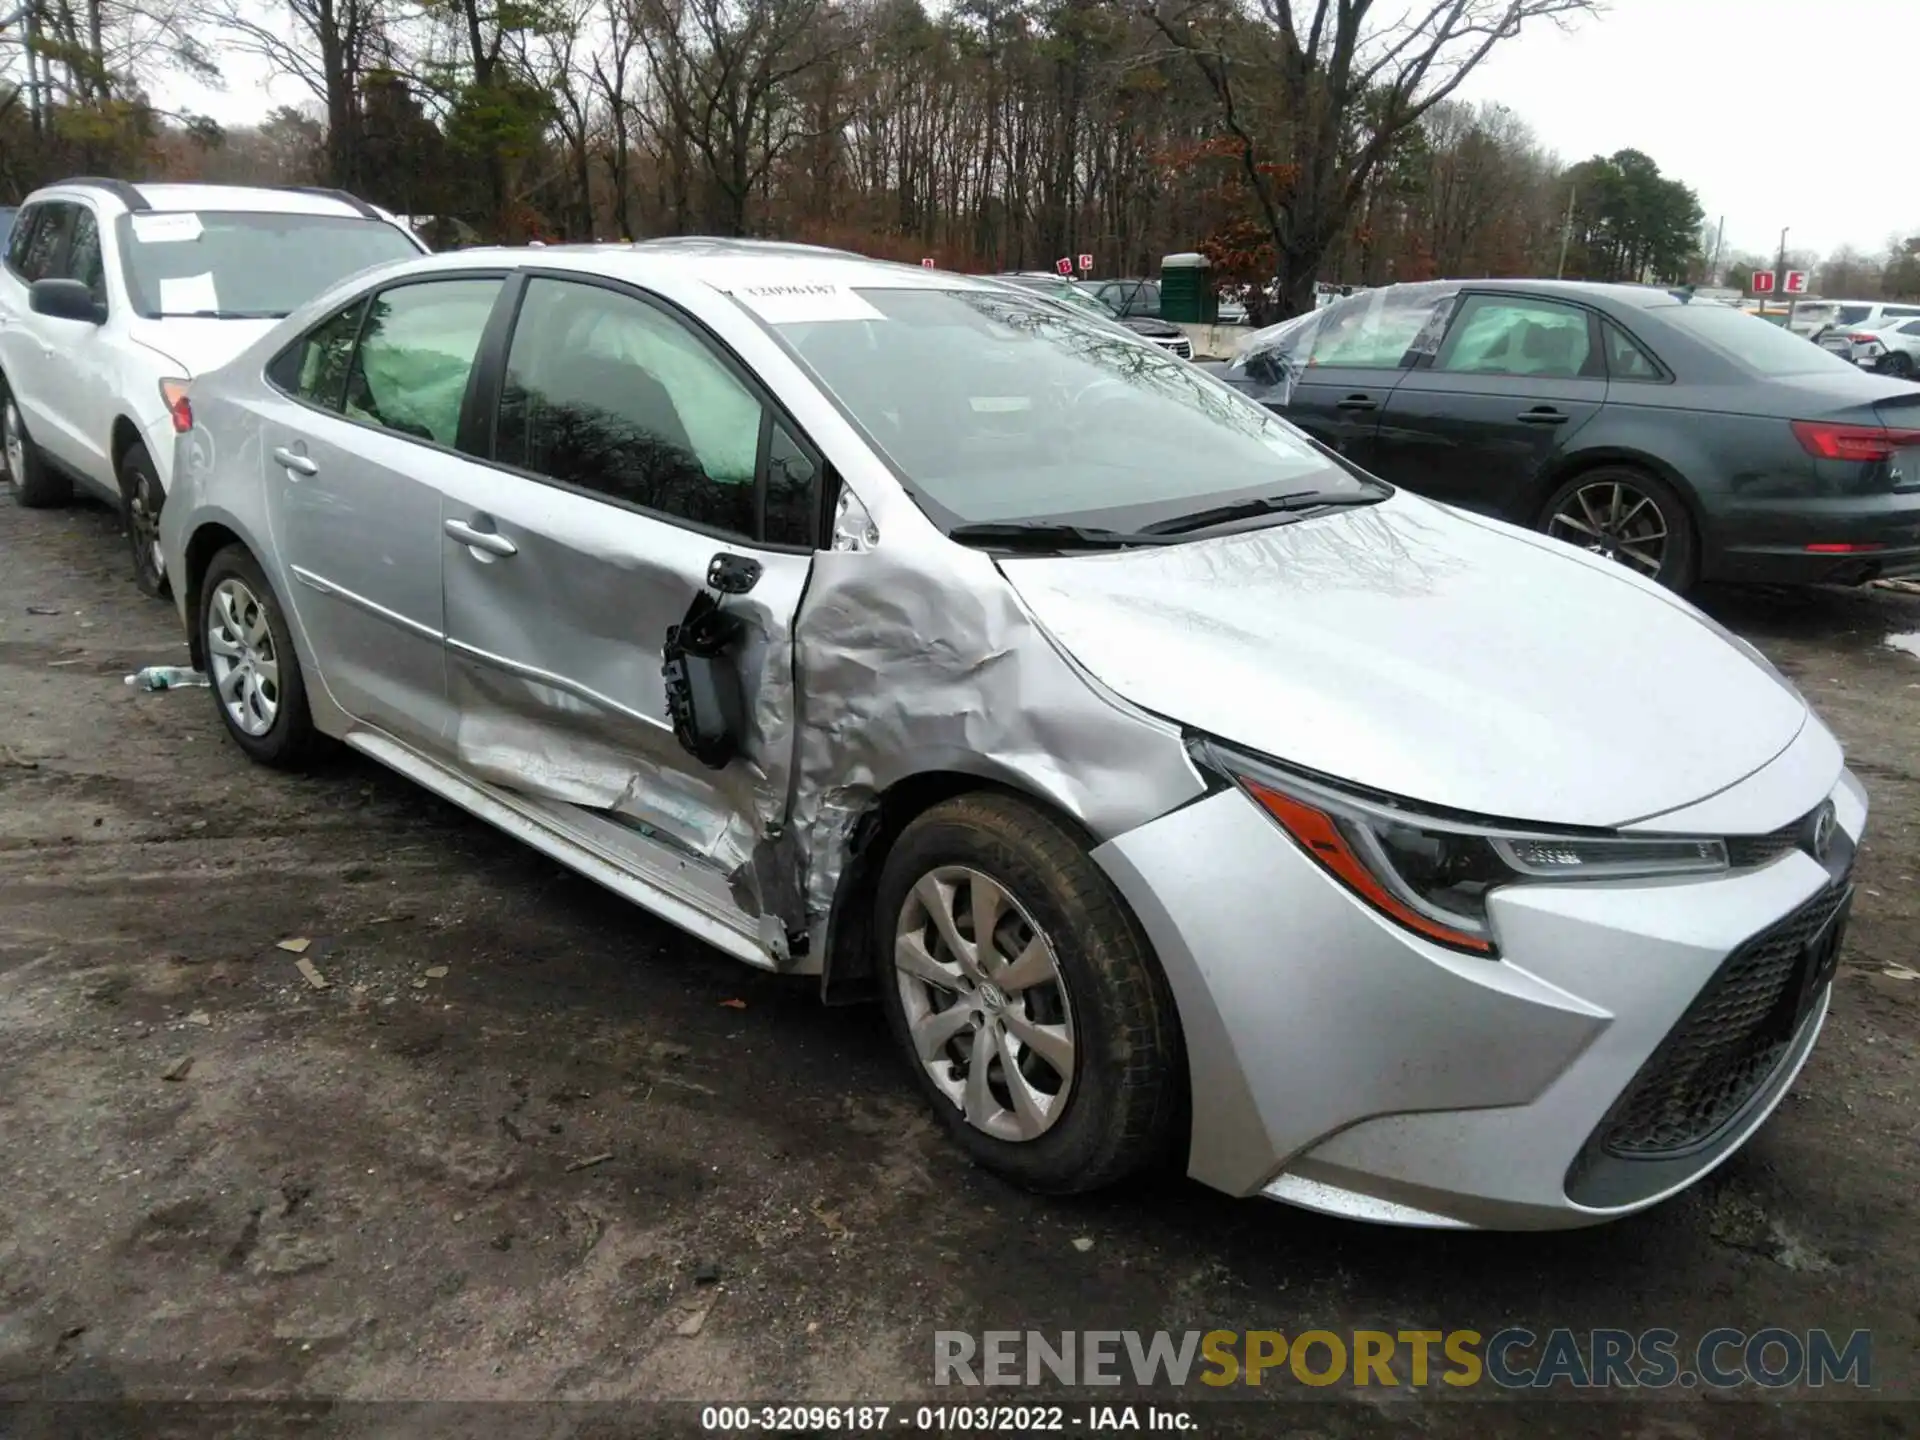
0, 496, 1916, 1438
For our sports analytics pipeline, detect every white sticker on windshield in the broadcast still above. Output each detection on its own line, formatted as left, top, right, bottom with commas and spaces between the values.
730, 283, 884, 325
157, 273, 220, 315
130, 212, 204, 244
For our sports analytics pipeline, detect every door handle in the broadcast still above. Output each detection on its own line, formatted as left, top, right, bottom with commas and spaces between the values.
1336, 394, 1379, 412
1517, 407, 1570, 425
272, 446, 318, 476
445, 517, 517, 557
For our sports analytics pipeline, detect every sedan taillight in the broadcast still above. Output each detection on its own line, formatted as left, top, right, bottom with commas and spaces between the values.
1791, 419, 1920, 462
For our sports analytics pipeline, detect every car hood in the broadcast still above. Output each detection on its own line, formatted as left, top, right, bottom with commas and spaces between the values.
125, 316, 284, 377
997, 495, 1809, 829
1121, 316, 1183, 339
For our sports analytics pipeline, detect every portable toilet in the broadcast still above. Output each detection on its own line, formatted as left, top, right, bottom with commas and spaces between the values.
1159, 252, 1215, 323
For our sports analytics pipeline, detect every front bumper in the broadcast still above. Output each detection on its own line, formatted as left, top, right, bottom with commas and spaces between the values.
1092, 762, 1866, 1230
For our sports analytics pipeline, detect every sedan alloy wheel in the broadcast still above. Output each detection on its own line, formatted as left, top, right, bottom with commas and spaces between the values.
1546, 478, 1671, 580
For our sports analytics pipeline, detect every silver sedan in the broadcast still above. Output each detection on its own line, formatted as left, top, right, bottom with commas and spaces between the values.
161, 239, 1866, 1229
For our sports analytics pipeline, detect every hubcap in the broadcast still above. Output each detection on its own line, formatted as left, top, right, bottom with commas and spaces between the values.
2, 401, 22, 484
893, 866, 1076, 1142
206, 578, 281, 737
1546, 481, 1668, 579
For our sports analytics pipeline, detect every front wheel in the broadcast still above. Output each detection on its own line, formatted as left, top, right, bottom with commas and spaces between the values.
118, 443, 168, 599
1540, 466, 1698, 592
873, 793, 1185, 1194
197, 544, 327, 769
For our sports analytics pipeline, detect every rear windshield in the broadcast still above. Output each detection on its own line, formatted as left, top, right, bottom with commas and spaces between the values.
114, 211, 420, 319
1664, 303, 1860, 376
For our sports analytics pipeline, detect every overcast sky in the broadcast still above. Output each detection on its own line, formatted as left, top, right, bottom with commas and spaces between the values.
156, 0, 1918, 262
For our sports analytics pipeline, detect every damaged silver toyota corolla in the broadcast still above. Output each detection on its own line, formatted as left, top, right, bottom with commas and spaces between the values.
161, 240, 1867, 1230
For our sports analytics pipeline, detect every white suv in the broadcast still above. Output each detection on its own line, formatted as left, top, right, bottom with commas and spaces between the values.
0, 180, 425, 594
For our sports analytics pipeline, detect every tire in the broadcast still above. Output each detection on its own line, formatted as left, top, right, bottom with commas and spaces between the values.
1883, 351, 1916, 380
1538, 465, 1698, 592
196, 544, 326, 769
118, 442, 169, 600
1, 376, 72, 509
873, 792, 1185, 1193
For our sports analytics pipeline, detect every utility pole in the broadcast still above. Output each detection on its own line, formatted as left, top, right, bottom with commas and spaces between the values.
1776, 225, 1792, 329
1710, 216, 1725, 282
1556, 184, 1577, 279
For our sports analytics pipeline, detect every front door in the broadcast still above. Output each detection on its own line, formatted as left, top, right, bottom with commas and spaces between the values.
264, 274, 505, 749
437, 273, 819, 870
1283, 285, 1456, 469
1370, 291, 1607, 518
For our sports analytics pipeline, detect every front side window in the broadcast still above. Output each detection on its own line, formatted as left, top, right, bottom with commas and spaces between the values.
764, 286, 1367, 531
115, 212, 421, 319
1309, 284, 1452, 369
345, 278, 501, 446
64, 207, 106, 306
496, 277, 766, 537
1884, 307, 1920, 319
15, 202, 73, 283
1435, 295, 1597, 378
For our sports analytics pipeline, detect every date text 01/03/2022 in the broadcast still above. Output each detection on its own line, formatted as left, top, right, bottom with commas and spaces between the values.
699, 1404, 1198, 1431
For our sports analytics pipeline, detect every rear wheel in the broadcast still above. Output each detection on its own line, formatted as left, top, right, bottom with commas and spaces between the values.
1540, 466, 1697, 592
118, 442, 168, 599
1883, 351, 1916, 380
874, 792, 1185, 1194
197, 544, 326, 769
1, 377, 71, 509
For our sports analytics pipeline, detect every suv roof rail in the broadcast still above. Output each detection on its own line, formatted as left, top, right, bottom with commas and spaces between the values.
65, 177, 151, 212
272, 185, 381, 220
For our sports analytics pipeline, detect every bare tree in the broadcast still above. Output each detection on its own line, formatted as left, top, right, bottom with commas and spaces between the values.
212, 0, 390, 188
1148, 0, 1599, 314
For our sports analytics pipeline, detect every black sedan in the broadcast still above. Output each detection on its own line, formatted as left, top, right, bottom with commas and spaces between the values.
1208, 279, 1920, 590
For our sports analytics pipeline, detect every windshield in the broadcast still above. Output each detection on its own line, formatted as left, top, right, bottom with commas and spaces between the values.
760, 286, 1368, 531
115, 211, 420, 319
1662, 303, 1860, 377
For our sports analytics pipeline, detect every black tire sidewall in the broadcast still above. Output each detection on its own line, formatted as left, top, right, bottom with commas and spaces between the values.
873, 796, 1177, 1193
197, 545, 318, 766
1, 376, 69, 509
118, 444, 168, 599
1540, 466, 1698, 591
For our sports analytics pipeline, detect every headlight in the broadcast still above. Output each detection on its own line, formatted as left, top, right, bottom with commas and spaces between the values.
1196, 741, 1728, 956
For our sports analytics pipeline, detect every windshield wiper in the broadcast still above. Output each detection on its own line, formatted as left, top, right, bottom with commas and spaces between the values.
947, 521, 1170, 550
1139, 488, 1383, 537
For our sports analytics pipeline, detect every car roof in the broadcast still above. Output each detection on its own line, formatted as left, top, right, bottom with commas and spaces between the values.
26, 178, 391, 221
373, 240, 1003, 295
1412, 277, 1689, 309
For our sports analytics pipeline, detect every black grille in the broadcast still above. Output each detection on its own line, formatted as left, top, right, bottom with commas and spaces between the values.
1726, 816, 1803, 869
1599, 883, 1848, 1157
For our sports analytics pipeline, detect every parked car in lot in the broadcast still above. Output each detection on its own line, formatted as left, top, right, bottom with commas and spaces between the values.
1789, 299, 1920, 341
1818, 318, 1920, 378
159, 240, 1866, 1229
0, 179, 425, 595
1213, 279, 1920, 590
994, 273, 1192, 358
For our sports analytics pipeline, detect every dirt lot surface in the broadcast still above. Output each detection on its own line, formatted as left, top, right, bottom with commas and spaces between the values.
1, 496, 1917, 1438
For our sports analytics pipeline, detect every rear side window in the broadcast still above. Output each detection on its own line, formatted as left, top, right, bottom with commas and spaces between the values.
344, 278, 502, 446
1434, 295, 1598, 378
1884, 307, 1920, 319
1664, 303, 1856, 376
268, 298, 370, 411
1835, 305, 1872, 325
1603, 321, 1665, 381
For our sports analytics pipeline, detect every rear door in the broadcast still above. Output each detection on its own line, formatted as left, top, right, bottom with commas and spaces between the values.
1370, 291, 1607, 518
435, 271, 820, 865
1284, 284, 1455, 469
261, 272, 506, 750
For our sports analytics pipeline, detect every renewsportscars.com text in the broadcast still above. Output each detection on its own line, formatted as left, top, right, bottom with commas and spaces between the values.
933, 1328, 1873, 1390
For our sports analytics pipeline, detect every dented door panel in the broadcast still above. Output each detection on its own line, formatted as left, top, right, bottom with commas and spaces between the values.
435, 459, 808, 885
